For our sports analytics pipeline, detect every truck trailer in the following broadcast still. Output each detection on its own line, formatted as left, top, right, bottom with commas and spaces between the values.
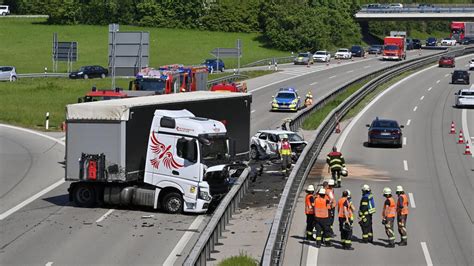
65, 91, 252, 213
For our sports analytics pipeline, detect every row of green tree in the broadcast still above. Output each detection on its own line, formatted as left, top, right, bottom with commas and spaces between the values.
4, 0, 363, 51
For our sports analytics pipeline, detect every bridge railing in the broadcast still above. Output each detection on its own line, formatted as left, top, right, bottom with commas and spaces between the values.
359, 7, 474, 13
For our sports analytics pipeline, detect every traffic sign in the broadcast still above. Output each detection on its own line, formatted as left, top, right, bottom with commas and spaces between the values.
210, 48, 241, 58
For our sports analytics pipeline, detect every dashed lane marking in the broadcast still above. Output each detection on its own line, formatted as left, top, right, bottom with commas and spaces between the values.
251, 110, 256, 113
406, 119, 411, 126
310, 81, 318, 85
428, 87, 432, 91
421, 242, 434, 266
403, 160, 408, 171
45, 262, 53, 266
409, 192, 416, 208
403, 137, 407, 146
420, 96, 424, 101
346, 70, 354, 73
444, 74, 449, 77
329, 75, 336, 79
413, 106, 418, 112
436, 80, 440, 84
95, 209, 115, 223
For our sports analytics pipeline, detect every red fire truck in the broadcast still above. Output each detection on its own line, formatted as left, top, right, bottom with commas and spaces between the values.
450, 21, 474, 42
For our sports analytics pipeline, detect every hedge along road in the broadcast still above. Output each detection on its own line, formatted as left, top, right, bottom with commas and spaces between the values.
287, 55, 473, 266
0, 49, 442, 265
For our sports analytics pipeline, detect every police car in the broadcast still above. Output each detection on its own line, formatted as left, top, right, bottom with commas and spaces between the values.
271, 88, 302, 112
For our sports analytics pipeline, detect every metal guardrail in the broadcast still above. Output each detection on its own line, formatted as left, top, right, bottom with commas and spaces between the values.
207, 74, 249, 87
184, 165, 251, 265
359, 7, 474, 13
243, 56, 295, 68
262, 45, 474, 265
18, 73, 69, 78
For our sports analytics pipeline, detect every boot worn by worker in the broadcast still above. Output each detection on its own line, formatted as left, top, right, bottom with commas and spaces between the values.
344, 244, 354, 250
399, 239, 407, 246
388, 240, 395, 248
316, 241, 321, 248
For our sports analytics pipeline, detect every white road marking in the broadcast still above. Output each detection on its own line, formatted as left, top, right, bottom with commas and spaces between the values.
329, 75, 336, 79
46, 262, 53, 266
444, 73, 449, 77
0, 178, 65, 220
436, 80, 440, 84
336, 64, 438, 150
95, 209, 115, 223
408, 192, 416, 208
364, 65, 371, 69
346, 70, 354, 73
413, 106, 418, 112
421, 242, 434, 266
0, 123, 65, 146
428, 87, 432, 91
406, 119, 411, 126
381, 62, 387, 64
279, 72, 300, 76
420, 96, 425, 101
310, 81, 318, 85
461, 109, 473, 158
163, 215, 205, 266
403, 137, 407, 146
306, 243, 319, 266
251, 110, 256, 113
403, 160, 408, 171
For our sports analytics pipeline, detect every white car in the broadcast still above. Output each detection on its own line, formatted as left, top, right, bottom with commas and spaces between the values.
0, 66, 17, 82
250, 130, 307, 160
335, 48, 352, 59
0, 5, 9, 16
441, 38, 456, 46
313, 51, 331, 62
469, 59, 474, 70
455, 86, 474, 107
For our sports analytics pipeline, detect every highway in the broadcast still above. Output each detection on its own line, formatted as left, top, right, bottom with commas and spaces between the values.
285, 56, 473, 265
0, 49, 442, 265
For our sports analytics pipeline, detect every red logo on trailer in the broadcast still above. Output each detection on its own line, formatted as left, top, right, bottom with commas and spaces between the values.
149, 132, 183, 170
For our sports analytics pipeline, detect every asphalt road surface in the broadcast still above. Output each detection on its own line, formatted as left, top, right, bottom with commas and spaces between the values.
0, 49, 442, 265
286, 56, 473, 266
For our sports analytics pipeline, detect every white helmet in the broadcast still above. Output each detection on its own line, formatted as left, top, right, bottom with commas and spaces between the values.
346, 190, 351, 197
328, 179, 335, 186
307, 185, 315, 192
341, 167, 348, 177
362, 184, 370, 191
282, 134, 289, 139
318, 188, 326, 195
396, 185, 404, 192
383, 187, 392, 195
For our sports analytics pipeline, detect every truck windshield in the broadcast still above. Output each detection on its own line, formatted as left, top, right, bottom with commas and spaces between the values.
385, 45, 399, 51
136, 79, 166, 93
200, 136, 228, 163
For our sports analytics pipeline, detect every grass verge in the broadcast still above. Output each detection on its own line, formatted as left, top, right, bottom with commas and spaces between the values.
0, 70, 272, 130
218, 253, 258, 266
0, 18, 289, 73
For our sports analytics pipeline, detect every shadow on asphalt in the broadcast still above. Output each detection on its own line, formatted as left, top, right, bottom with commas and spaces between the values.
43, 194, 69, 206
363, 142, 401, 149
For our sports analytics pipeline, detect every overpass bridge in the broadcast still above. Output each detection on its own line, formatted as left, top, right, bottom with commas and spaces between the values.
356, 6, 474, 21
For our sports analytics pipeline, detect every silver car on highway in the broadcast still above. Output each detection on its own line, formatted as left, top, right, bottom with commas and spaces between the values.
0, 66, 17, 81
455, 87, 474, 107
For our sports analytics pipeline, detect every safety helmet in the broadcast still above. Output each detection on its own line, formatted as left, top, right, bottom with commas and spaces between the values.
318, 188, 326, 195
362, 184, 370, 192
332, 146, 337, 152
307, 185, 315, 192
396, 185, 404, 193
341, 167, 348, 177
346, 190, 351, 198
282, 134, 289, 139
383, 187, 392, 195
328, 179, 335, 186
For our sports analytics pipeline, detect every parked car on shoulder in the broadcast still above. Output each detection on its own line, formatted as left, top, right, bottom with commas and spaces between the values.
469, 59, 474, 70
406, 38, 414, 50
0, 66, 17, 81
313, 51, 331, 62
250, 130, 307, 160
454, 86, 474, 107
412, 39, 422, 49
426, 37, 437, 47
441, 38, 456, 46
366, 117, 403, 148
438, 56, 455, 68
335, 48, 352, 59
451, 70, 470, 85
203, 58, 225, 72
69, 65, 108, 79
368, 45, 383, 54
350, 45, 364, 57
294, 52, 313, 65
0, 5, 10, 16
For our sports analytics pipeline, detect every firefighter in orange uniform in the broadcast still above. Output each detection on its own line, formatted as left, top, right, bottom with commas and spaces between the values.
305, 185, 315, 240
324, 180, 337, 235
396, 185, 409, 246
314, 188, 332, 248
338, 190, 354, 250
382, 187, 396, 248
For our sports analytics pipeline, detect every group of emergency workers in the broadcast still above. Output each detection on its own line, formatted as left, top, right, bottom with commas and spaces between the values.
304, 147, 409, 249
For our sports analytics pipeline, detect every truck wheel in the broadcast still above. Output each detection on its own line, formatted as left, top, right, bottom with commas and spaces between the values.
250, 146, 259, 160
72, 184, 96, 207
163, 192, 183, 214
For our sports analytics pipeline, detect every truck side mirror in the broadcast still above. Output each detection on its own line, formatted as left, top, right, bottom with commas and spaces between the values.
185, 139, 198, 163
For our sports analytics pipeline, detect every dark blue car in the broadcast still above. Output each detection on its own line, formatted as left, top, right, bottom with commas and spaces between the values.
203, 59, 225, 72
271, 88, 301, 112
366, 118, 403, 147
426, 37, 437, 47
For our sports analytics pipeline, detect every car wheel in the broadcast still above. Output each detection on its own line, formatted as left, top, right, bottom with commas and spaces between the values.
11, 76, 17, 82
72, 183, 96, 207
162, 192, 183, 214
250, 146, 259, 160
221, 67, 225, 72
100, 73, 106, 79
83, 74, 89, 79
